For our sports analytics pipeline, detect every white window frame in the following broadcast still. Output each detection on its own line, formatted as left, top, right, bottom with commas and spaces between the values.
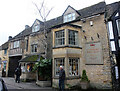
32, 25, 40, 32
69, 58, 79, 76
55, 30, 65, 46
116, 19, 120, 36
108, 21, 114, 39
13, 41, 20, 48
64, 13, 76, 23
110, 41, 116, 51
68, 30, 78, 46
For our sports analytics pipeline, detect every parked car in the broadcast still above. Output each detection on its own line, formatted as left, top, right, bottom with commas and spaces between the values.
0, 78, 8, 91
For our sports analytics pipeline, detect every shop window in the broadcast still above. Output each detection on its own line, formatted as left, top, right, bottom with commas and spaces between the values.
31, 44, 37, 53
55, 58, 65, 76
69, 58, 79, 76
55, 30, 65, 46
27, 63, 34, 72
68, 30, 78, 45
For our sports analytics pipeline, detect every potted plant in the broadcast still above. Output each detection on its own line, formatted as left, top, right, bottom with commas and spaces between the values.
32, 58, 52, 87
80, 70, 90, 89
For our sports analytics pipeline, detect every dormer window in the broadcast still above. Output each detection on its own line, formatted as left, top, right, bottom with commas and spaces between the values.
32, 25, 40, 32
64, 13, 75, 23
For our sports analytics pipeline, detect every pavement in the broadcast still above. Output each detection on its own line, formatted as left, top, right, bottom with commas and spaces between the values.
2, 77, 55, 91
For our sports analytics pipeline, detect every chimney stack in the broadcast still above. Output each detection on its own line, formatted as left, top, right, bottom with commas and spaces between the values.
8, 36, 12, 40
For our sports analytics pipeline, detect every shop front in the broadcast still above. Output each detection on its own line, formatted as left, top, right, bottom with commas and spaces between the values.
19, 55, 39, 81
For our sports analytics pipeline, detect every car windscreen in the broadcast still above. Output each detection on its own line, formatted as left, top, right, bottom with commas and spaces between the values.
0, 81, 3, 91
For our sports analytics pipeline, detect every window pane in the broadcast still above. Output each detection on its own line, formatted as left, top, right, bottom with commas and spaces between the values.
69, 58, 79, 76
64, 15, 67, 23
69, 30, 78, 45
68, 14, 72, 22
116, 19, 120, 36
108, 21, 114, 39
31, 44, 37, 53
110, 41, 116, 51
55, 30, 65, 46
55, 58, 64, 76
72, 13, 75, 20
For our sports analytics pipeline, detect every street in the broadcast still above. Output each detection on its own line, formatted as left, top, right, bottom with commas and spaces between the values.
2, 77, 54, 91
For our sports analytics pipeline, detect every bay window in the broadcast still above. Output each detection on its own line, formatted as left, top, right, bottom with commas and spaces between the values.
68, 30, 78, 45
55, 58, 65, 76
69, 58, 79, 76
55, 30, 65, 46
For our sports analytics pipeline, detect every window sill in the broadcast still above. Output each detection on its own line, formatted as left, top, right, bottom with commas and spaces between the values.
10, 47, 20, 50
53, 45, 82, 49
53, 75, 81, 79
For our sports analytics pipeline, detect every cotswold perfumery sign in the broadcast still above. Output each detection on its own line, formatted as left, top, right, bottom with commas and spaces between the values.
85, 42, 103, 64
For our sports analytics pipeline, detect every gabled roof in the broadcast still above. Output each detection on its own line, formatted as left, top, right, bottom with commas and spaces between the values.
62, 5, 80, 16
105, 2, 120, 20
78, 1, 106, 19
31, 19, 44, 27
11, 27, 32, 40
2, 42, 8, 50
10, 1, 107, 41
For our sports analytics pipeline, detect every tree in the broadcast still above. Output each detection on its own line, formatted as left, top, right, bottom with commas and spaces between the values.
33, 0, 53, 59
32, 58, 52, 81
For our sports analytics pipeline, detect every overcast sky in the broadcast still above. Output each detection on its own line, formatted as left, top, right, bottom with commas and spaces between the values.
0, 0, 119, 45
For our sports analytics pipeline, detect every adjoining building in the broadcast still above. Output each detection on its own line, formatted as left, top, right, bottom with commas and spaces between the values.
105, 2, 120, 83
8, 26, 32, 77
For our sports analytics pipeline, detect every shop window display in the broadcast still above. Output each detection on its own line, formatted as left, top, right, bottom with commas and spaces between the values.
69, 58, 79, 76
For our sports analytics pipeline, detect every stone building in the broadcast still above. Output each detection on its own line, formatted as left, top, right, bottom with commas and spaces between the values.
0, 1, 120, 89
8, 26, 32, 77
52, 2, 112, 89
0, 42, 9, 76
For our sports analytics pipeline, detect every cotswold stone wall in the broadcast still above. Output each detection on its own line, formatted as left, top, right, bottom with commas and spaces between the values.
73, 14, 112, 89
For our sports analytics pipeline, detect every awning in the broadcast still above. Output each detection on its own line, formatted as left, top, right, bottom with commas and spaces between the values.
19, 55, 40, 63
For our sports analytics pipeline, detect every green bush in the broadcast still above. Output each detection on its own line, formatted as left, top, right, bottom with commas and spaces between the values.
81, 70, 89, 82
32, 57, 52, 81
